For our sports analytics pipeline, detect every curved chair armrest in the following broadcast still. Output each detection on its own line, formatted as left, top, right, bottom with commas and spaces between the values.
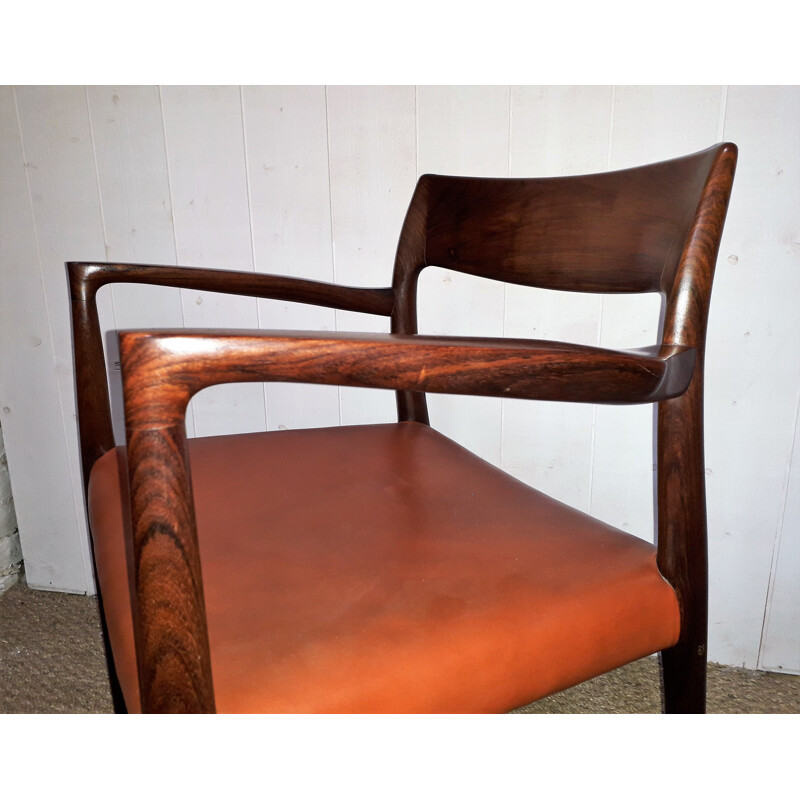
117, 328, 695, 712
67, 262, 395, 480
67, 261, 395, 317
120, 329, 696, 428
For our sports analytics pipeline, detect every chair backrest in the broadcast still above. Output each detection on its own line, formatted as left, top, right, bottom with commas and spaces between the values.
391, 143, 735, 336
389, 143, 737, 423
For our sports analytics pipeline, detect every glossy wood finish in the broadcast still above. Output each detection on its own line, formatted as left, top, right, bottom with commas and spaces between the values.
67, 264, 394, 713
122, 332, 696, 418
388, 143, 738, 712
390, 144, 727, 425
68, 143, 737, 713
68, 262, 395, 485
657, 143, 739, 712
118, 329, 693, 714
394, 146, 725, 293
125, 421, 214, 712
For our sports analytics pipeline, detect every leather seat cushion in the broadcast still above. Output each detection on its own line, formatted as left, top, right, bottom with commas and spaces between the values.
87, 421, 680, 713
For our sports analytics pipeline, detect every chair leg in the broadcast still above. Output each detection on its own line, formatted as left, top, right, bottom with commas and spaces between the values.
656, 391, 709, 715
660, 638, 706, 713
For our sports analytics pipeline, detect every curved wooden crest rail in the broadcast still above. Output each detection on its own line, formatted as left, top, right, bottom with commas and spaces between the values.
69, 143, 737, 713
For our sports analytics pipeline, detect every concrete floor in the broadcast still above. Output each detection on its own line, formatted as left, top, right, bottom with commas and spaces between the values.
1, 579, 798, 714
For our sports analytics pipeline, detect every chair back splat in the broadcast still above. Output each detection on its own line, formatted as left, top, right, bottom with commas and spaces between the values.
68, 143, 737, 713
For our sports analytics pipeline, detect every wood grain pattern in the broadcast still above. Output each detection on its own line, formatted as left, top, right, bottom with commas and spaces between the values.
116, 326, 691, 713
125, 422, 214, 713
657, 143, 738, 711
121, 331, 696, 421
409, 159, 715, 295
71, 143, 737, 713
67, 261, 394, 483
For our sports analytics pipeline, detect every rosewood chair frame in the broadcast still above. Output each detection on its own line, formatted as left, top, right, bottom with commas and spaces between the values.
68, 142, 737, 713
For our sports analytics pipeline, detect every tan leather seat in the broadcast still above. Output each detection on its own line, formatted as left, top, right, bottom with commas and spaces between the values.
89, 421, 680, 714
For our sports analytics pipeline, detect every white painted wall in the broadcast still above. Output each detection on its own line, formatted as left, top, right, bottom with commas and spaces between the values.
0, 85, 797, 673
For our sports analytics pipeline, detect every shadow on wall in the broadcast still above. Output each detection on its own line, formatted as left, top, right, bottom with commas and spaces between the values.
0, 424, 22, 594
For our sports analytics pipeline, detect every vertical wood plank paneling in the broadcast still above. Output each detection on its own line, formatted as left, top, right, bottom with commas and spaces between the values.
242, 85, 339, 431
326, 86, 417, 426
590, 86, 723, 541
707, 85, 800, 668
8, 86, 112, 591
86, 85, 186, 440
502, 86, 612, 511
760, 397, 800, 673
160, 85, 266, 437
509, 86, 613, 177
416, 86, 510, 464
610, 86, 726, 170
0, 88, 92, 592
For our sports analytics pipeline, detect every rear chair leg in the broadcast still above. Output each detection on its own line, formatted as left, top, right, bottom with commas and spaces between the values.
660, 638, 706, 713
657, 392, 709, 715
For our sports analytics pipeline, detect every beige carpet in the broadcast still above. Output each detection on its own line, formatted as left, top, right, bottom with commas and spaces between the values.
1, 580, 798, 714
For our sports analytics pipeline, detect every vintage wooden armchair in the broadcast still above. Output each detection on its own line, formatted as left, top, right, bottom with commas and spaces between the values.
68, 142, 737, 714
